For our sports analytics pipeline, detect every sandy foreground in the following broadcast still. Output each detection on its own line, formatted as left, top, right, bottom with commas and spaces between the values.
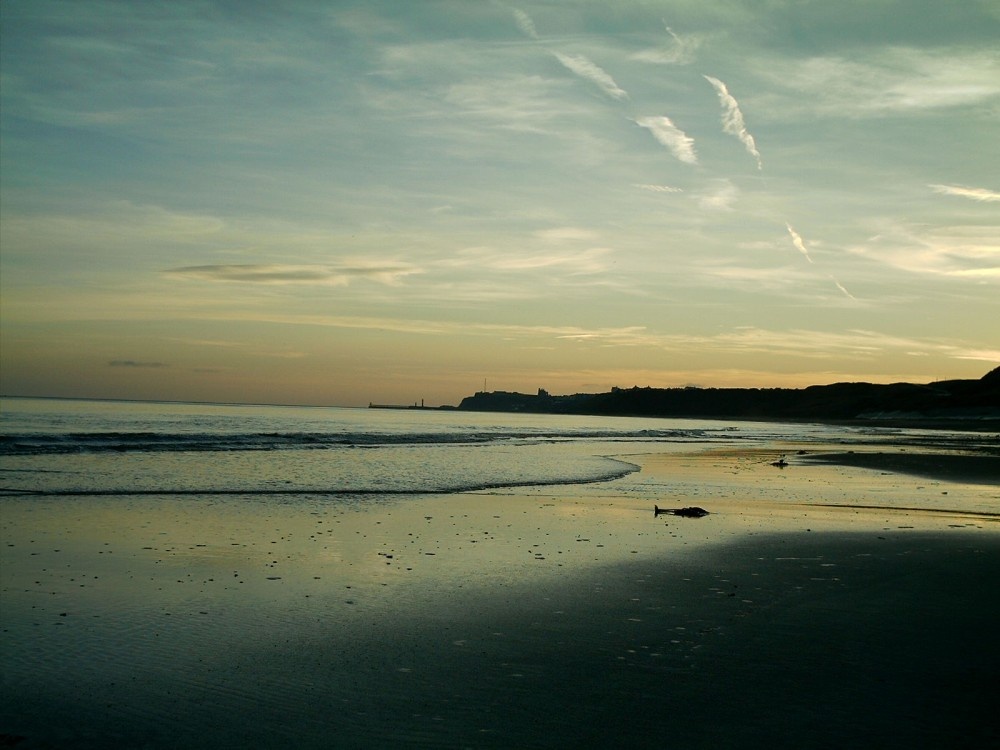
1, 442, 998, 749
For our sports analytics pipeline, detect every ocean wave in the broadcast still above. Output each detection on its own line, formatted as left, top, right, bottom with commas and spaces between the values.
0, 428, 706, 456
0, 456, 640, 498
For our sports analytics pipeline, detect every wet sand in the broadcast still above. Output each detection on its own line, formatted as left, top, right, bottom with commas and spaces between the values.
803, 449, 1000, 485
2, 443, 998, 748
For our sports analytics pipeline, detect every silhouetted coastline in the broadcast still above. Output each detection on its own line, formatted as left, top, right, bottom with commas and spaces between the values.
455, 367, 1000, 428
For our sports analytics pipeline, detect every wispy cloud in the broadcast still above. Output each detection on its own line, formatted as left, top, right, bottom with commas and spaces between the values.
109, 360, 169, 368
442, 246, 611, 275
165, 337, 246, 349
757, 48, 1000, 117
692, 258, 861, 304
709, 328, 999, 363
511, 8, 539, 40
634, 116, 698, 164
850, 222, 1000, 279
143, 308, 1000, 367
695, 260, 814, 290
828, 275, 856, 300
440, 74, 590, 136
634, 184, 683, 193
533, 227, 599, 242
929, 184, 1000, 202
552, 52, 629, 101
785, 223, 815, 263
698, 179, 740, 210
703, 75, 762, 170
164, 263, 419, 286
632, 22, 700, 65
197, 311, 659, 347
165, 337, 306, 362
494, 248, 612, 273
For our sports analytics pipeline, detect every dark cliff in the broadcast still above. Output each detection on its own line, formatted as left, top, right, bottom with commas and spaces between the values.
456, 367, 1000, 424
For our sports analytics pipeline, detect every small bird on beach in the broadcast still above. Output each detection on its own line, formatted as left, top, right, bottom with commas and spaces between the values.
770, 455, 789, 468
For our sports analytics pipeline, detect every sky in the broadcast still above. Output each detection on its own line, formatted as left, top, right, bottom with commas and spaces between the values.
1, 0, 998, 407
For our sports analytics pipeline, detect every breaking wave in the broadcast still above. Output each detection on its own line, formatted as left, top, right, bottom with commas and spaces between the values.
0, 427, 707, 457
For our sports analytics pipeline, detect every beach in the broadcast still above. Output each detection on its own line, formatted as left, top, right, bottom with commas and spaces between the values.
2, 414, 998, 748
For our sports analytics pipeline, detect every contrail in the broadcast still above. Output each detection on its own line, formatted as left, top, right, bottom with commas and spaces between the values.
786, 224, 856, 299
628, 21, 699, 64
511, 8, 538, 39
553, 52, 629, 101
829, 275, 856, 300
929, 183, 1000, 202
664, 24, 683, 46
785, 223, 814, 263
635, 116, 698, 164
704, 75, 762, 170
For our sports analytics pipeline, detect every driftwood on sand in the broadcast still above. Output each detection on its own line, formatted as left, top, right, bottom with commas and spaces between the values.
654, 505, 709, 518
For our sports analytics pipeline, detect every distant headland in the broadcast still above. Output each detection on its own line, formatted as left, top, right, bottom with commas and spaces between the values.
369, 399, 437, 410
446, 367, 1000, 427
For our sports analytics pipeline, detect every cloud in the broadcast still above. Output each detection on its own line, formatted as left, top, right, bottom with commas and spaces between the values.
439, 74, 592, 136
167, 265, 335, 283
634, 116, 698, 164
698, 179, 740, 211
493, 248, 612, 273
442, 245, 611, 274
552, 52, 629, 101
164, 263, 419, 286
200, 311, 659, 347
828, 275, 857, 300
784, 224, 855, 297
146, 307, 1000, 367
849, 222, 1000, 279
952, 348, 1000, 362
707, 328, 999, 363
691, 258, 860, 304
533, 227, 599, 242
109, 360, 169, 368
929, 184, 1000, 202
634, 184, 683, 193
695, 260, 812, 289
785, 223, 815, 263
166, 337, 246, 349
632, 22, 701, 65
756, 48, 1000, 117
511, 8, 539, 40
703, 75, 762, 170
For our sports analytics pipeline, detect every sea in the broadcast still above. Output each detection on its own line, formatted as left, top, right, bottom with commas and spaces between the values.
0, 395, 973, 502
